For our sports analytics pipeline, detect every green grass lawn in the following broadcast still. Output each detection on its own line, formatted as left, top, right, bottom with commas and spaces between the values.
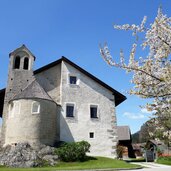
156, 156, 171, 165
0, 157, 141, 171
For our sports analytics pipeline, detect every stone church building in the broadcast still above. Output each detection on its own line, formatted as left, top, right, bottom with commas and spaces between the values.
0, 45, 126, 158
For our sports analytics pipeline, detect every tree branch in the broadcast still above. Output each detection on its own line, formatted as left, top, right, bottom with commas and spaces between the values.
117, 63, 163, 82
133, 92, 171, 98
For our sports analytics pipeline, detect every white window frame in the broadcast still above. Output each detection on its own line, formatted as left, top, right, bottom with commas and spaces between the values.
8, 102, 14, 118
90, 104, 99, 119
15, 101, 21, 115
8, 101, 21, 118
65, 103, 75, 118
68, 74, 79, 86
31, 101, 40, 114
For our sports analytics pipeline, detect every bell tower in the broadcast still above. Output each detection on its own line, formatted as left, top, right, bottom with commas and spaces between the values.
5, 45, 36, 102
1, 45, 36, 145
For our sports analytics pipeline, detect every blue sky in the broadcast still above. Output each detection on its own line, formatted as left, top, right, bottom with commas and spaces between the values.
0, 0, 170, 133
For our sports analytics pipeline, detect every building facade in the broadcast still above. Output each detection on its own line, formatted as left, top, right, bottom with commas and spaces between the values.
0, 45, 126, 158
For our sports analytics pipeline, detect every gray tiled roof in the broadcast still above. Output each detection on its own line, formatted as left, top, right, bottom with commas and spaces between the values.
117, 126, 131, 141
12, 80, 53, 102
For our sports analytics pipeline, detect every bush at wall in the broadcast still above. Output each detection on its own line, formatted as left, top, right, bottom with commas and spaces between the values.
55, 141, 90, 162
116, 145, 124, 159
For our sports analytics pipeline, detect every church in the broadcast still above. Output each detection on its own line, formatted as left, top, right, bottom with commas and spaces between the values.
0, 45, 126, 158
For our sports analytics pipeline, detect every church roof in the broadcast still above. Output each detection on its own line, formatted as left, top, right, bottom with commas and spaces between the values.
11, 80, 54, 102
0, 56, 126, 117
117, 126, 131, 141
34, 57, 126, 106
9, 44, 36, 60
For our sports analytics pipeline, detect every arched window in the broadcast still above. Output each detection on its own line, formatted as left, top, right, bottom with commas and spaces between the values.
8, 101, 20, 118
23, 57, 29, 70
14, 101, 20, 115
32, 101, 40, 114
8, 102, 14, 118
14, 56, 20, 69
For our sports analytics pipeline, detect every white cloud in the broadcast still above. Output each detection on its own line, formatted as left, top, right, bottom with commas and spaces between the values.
141, 108, 152, 114
123, 112, 145, 120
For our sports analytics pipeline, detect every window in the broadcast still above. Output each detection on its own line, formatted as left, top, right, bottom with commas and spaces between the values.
89, 132, 94, 138
90, 105, 98, 118
9, 101, 20, 118
8, 103, 14, 118
23, 57, 29, 70
14, 101, 20, 114
66, 104, 74, 117
14, 56, 20, 69
32, 102, 40, 114
69, 76, 77, 84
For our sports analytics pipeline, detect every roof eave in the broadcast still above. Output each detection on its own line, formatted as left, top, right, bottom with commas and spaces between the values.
61, 56, 127, 106
2, 56, 126, 110
9, 44, 36, 60
33, 56, 126, 106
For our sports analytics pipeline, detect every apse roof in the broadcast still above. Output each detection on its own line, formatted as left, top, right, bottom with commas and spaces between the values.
12, 79, 53, 102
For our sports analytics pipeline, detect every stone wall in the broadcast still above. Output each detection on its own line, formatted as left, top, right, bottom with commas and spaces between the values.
1, 47, 35, 145
35, 63, 61, 104
5, 99, 58, 146
35, 64, 62, 145
2, 50, 119, 158
60, 61, 118, 158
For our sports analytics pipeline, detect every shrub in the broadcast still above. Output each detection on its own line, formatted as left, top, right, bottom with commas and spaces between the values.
116, 145, 124, 159
55, 141, 90, 162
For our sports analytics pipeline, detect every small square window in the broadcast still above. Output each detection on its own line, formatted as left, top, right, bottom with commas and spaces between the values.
70, 76, 77, 84
90, 106, 98, 118
89, 132, 94, 138
66, 104, 74, 117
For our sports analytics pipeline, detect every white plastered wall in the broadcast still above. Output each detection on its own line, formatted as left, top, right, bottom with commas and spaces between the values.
60, 61, 118, 158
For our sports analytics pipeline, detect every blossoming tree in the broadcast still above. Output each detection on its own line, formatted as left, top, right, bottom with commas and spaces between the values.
100, 8, 171, 144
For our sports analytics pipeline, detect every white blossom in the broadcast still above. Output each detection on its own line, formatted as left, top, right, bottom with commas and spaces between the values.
100, 7, 171, 142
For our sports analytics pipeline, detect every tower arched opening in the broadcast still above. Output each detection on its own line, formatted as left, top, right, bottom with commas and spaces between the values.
23, 57, 29, 70
14, 56, 20, 69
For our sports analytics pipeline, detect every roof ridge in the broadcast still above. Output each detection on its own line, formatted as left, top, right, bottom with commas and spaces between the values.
1, 56, 126, 106
9, 44, 36, 60
33, 56, 126, 106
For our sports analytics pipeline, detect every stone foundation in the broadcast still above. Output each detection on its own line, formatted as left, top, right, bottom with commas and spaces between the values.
0, 143, 58, 167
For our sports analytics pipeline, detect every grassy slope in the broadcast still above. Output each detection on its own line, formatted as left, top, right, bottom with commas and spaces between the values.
0, 157, 140, 171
